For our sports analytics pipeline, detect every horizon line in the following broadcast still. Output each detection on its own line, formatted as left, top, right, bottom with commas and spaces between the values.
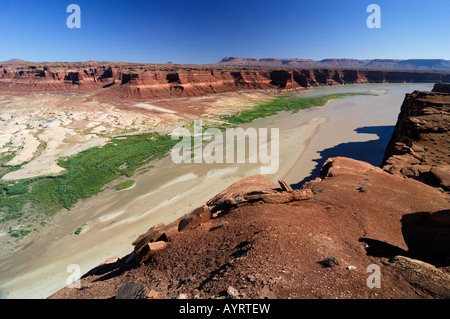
2, 57, 450, 65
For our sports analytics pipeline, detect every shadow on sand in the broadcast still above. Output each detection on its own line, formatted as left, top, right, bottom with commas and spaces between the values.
291, 125, 395, 189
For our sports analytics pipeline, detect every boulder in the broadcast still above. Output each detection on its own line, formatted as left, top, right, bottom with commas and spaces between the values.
132, 227, 168, 255
430, 165, 450, 189
206, 175, 278, 210
148, 241, 168, 251
278, 179, 293, 192
178, 205, 211, 232
132, 220, 179, 255
320, 157, 383, 178
135, 241, 169, 265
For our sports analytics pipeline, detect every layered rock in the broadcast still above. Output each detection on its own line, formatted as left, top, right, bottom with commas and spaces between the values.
1, 61, 449, 101
382, 84, 450, 190
381, 84, 450, 264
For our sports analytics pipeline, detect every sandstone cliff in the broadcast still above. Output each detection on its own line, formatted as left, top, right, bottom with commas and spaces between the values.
382, 83, 450, 190
1, 61, 449, 101
381, 83, 450, 265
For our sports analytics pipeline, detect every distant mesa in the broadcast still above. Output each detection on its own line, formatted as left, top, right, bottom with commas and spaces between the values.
1, 58, 29, 63
217, 57, 450, 71
220, 57, 258, 63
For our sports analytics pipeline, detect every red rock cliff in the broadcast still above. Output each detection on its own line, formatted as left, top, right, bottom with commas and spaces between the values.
1, 61, 449, 101
382, 84, 450, 190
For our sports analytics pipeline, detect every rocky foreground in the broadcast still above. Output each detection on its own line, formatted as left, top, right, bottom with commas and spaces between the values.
48, 84, 450, 299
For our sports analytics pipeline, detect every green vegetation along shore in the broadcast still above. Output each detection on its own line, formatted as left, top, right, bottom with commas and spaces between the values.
222, 92, 368, 125
0, 132, 178, 238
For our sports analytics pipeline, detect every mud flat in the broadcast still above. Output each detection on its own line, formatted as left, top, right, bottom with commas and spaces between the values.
0, 83, 434, 298
0, 94, 180, 180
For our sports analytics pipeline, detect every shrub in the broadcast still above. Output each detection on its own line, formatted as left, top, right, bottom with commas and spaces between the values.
320, 256, 341, 268
357, 186, 367, 193
5, 182, 28, 196
115, 180, 135, 190
9, 228, 31, 238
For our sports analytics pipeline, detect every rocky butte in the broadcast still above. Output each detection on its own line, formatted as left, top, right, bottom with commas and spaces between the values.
49, 83, 450, 299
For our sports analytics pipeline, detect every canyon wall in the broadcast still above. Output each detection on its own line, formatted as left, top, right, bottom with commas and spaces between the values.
381, 84, 450, 264
382, 83, 450, 190
1, 61, 449, 101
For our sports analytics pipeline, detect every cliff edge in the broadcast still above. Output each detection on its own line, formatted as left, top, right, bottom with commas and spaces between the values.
382, 83, 450, 191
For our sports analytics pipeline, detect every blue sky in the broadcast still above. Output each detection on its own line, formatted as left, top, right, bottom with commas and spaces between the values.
0, 0, 449, 64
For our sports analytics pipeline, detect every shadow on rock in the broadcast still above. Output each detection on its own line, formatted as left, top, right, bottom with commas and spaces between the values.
81, 253, 136, 282
401, 210, 450, 267
359, 238, 408, 258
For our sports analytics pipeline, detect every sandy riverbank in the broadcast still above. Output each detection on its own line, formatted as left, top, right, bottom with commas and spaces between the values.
0, 83, 434, 298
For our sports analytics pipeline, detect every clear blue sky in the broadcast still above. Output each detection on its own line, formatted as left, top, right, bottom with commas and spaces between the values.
0, 0, 449, 64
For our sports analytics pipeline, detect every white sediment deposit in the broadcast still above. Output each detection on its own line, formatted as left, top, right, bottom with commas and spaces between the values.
0, 94, 180, 180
